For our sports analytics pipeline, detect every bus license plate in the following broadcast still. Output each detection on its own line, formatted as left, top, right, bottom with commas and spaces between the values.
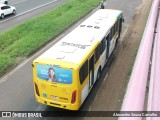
51, 95, 58, 99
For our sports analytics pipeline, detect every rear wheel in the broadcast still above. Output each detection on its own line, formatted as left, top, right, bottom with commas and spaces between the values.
13, 10, 16, 15
1, 14, 4, 19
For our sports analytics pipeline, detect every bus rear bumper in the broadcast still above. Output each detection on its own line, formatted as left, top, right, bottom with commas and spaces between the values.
35, 96, 79, 110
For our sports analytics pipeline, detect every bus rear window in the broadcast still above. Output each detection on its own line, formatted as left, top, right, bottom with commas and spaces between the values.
36, 64, 72, 84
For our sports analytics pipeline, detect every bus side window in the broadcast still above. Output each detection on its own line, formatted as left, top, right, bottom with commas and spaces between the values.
106, 34, 110, 41
113, 24, 116, 36
95, 44, 101, 63
110, 27, 114, 40
100, 38, 106, 54
106, 34, 110, 59
110, 29, 112, 40
79, 60, 88, 84
119, 17, 123, 33
118, 19, 120, 31
115, 21, 118, 32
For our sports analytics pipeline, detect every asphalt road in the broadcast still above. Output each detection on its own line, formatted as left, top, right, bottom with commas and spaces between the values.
0, 0, 68, 32
0, 0, 145, 120
10, 0, 62, 14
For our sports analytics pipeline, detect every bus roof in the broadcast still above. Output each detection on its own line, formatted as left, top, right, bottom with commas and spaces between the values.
35, 9, 122, 66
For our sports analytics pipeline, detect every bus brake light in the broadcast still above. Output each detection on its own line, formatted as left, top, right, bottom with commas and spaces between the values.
34, 82, 40, 96
71, 90, 77, 104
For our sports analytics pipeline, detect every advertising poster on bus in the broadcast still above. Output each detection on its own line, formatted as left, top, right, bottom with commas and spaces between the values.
36, 64, 72, 84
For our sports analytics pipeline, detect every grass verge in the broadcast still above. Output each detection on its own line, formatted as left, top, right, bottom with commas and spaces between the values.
0, 0, 100, 76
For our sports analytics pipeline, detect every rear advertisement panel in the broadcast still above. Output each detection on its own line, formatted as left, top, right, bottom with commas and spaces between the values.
36, 64, 72, 84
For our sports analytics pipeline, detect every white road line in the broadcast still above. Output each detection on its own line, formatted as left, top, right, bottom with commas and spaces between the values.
11, 0, 28, 6
0, 76, 8, 84
103, 73, 108, 82
0, 0, 58, 24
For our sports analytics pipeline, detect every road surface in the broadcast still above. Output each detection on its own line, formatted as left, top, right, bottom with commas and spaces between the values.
0, 0, 152, 120
0, 0, 68, 32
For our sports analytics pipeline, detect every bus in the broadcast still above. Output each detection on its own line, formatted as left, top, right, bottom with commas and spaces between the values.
32, 9, 123, 110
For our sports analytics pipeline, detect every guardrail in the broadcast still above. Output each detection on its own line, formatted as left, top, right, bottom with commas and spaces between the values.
119, 0, 160, 120
146, 12, 160, 120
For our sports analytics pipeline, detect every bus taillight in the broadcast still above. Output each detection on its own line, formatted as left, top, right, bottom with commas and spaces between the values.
71, 90, 77, 104
34, 82, 40, 96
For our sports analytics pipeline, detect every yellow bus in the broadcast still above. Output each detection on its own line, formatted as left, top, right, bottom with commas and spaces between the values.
32, 9, 123, 110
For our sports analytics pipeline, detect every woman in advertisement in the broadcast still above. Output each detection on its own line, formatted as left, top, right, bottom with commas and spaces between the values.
47, 68, 57, 82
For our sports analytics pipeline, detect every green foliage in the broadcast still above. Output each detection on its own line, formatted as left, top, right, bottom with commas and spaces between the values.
0, 54, 14, 75
0, 0, 99, 76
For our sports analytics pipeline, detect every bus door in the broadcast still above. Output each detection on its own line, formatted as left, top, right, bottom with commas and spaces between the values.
106, 34, 110, 59
89, 54, 94, 89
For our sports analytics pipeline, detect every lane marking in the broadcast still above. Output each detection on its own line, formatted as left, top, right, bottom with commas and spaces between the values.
11, 0, 29, 6
0, 76, 8, 84
0, 0, 58, 24
103, 73, 108, 82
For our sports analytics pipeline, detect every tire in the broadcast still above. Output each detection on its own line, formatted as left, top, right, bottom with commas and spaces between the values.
13, 10, 16, 15
1, 14, 4, 19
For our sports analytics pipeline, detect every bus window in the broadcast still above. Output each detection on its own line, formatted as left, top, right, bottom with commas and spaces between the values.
119, 17, 123, 33
113, 24, 116, 35
110, 27, 114, 40
106, 34, 110, 59
79, 60, 88, 84
113, 26, 115, 37
118, 16, 123, 38
95, 44, 101, 63
100, 38, 106, 54
115, 21, 118, 32
106, 34, 110, 41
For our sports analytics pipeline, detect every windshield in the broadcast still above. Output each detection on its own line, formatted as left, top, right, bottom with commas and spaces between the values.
36, 64, 72, 84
